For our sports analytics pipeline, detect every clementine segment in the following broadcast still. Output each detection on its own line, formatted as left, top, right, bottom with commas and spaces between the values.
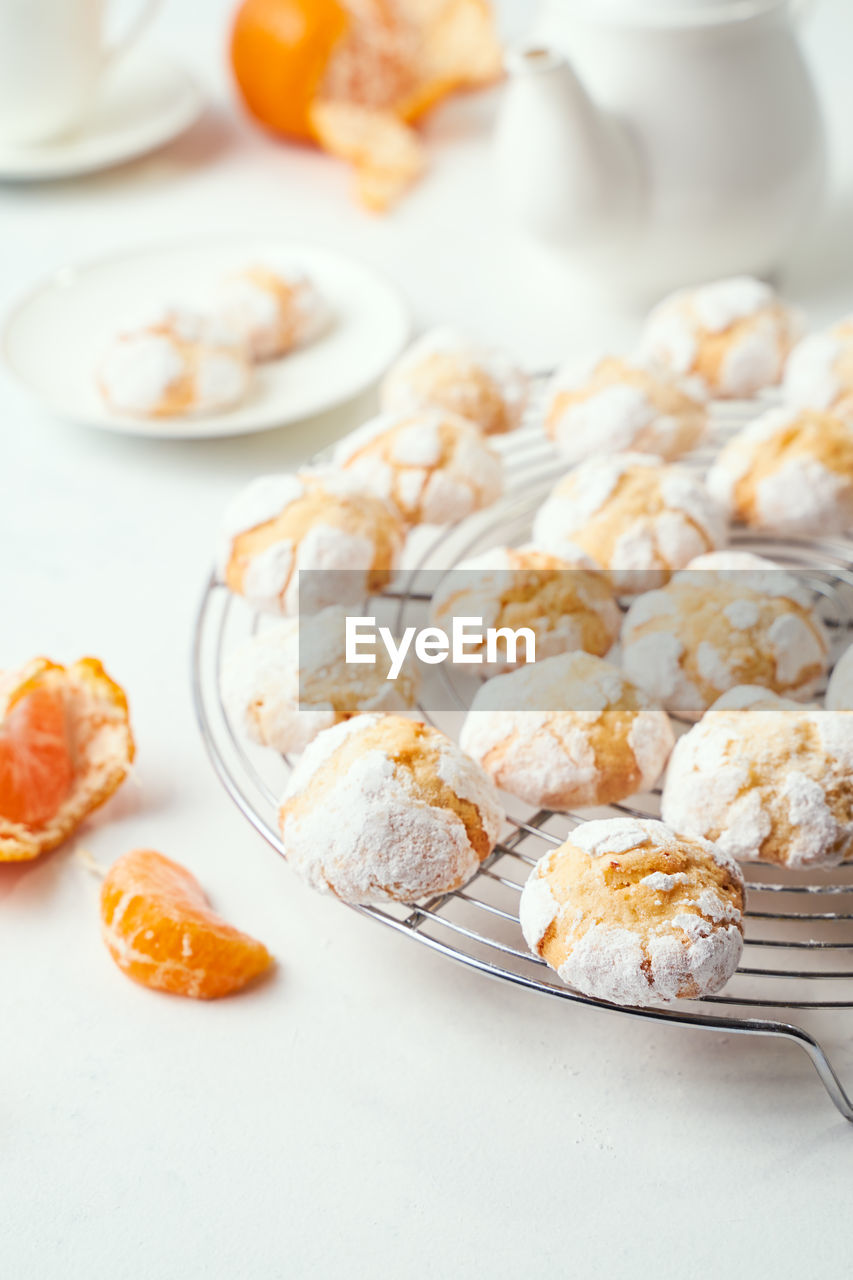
0, 685, 73, 827
101, 849, 274, 999
230, 0, 348, 140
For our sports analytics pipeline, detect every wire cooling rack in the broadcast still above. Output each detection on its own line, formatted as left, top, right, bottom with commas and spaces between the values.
192, 391, 853, 1122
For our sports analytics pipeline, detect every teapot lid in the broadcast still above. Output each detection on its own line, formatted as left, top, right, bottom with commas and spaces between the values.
565, 0, 791, 26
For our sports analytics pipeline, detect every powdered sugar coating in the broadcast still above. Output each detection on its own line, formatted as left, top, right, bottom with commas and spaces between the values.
532, 453, 727, 591
98, 324, 251, 419
279, 715, 503, 903
687, 550, 781, 572
333, 409, 503, 526
662, 708, 853, 868
519, 818, 744, 1006
784, 322, 853, 413
215, 264, 330, 361
223, 609, 420, 755
459, 652, 674, 809
637, 276, 796, 399
826, 644, 853, 710
381, 327, 529, 435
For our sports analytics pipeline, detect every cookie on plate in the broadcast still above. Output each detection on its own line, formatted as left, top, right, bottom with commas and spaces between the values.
637, 276, 798, 399
532, 453, 727, 591
278, 715, 502, 903
621, 570, 829, 719
381, 328, 529, 435
333, 409, 502, 526
783, 317, 853, 417
544, 355, 707, 463
661, 696, 853, 868
707, 407, 853, 536
430, 546, 619, 675
223, 607, 420, 756
216, 264, 329, 361
519, 818, 744, 1006
98, 313, 252, 419
459, 652, 674, 808
220, 468, 404, 615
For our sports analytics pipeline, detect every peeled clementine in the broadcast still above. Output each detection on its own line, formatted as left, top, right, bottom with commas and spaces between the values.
101, 849, 274, 999
230, 0, 348, 141
0, 684, 73, 828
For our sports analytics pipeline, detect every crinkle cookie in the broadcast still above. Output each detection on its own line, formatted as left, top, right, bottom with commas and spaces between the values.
826, 644, 853, 711
278, 715, 502, 903
519, 818, 744, 1006
223, 608, 420, 756
220, 467, 404, 615
332, 409, 502, 526
459, 652, 674, 808
783, 317, 853, 417
687, 549, 780, 572
380, 328, 529, 435
621, 570, 829, 720
98, 314, 251, 419
661, 701, 853, 868
216, 264, 330, 361
637, 276, 798, 399
707, 407, 853, 536
531, 452, 727, 592
544, 355, 707, 463
430, 546, 620, 675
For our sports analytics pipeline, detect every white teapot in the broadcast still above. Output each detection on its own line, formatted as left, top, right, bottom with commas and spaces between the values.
494, 0, 826, 297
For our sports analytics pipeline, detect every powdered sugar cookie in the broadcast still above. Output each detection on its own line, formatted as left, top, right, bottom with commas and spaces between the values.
637, 276, 798, 399
826, 644, 853, 710
783, 317, 853, 417
278, 715, 502, 903
430, 546, 619, 675
531, 453, 727, 591
520, 818, 744, 1006
220, 467, 404, 615
459, 652, 674, 808
223, 608, 420, 756
215, 264, 329, 361
687, 550, 780, 572
98, 314, 251, 419
661, 702, 853, 868
332, 409, 502, 526
707, 407, 853, 536
544, 355, 707, 463
621, 570, 828, 719
381, 328, 529, 435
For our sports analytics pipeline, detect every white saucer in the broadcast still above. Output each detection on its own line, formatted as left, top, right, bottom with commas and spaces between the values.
0, 49, 203, 182
2, 238, 412, 439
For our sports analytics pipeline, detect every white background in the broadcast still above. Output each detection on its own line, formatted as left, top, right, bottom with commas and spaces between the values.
3, 1, 853, 1276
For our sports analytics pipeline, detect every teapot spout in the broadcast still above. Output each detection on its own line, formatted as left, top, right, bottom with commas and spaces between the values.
496, 46, 635, 245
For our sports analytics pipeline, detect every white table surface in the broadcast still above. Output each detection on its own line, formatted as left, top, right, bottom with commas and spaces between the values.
3, 2, 853, 1275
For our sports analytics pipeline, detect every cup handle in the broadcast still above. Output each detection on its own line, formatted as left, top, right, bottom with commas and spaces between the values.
103, 0, 163, 68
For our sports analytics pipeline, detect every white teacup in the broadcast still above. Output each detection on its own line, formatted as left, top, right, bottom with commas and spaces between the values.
0, 0, 162, 146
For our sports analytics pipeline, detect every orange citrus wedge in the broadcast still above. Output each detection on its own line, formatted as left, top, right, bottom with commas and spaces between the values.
101, 849, 275, 999
0, 685, 74, 828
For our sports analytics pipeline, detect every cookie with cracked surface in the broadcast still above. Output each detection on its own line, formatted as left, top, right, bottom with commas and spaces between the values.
519, 818, 744, 1006
459, 652, 674, 808
332, 409, 502, 526
621, 570, 828, 720
707, 407, 853, 536
219, 467, 404, 615
531, 452, 727, 592
215, 263, 330, 361
544, 354, 707, 464
636, 276, 798, 399
826, 644, 853, 711
661, 700, 853, 868
430, 545, 620, 675
223, 608, 420, 756
380, 328, 529, 435
783, 317, 853, 418
278, 714, 502, 903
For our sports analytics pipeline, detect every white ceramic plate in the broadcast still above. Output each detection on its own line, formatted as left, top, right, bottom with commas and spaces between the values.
0, 49, 203, 183
2, 238, 412, 439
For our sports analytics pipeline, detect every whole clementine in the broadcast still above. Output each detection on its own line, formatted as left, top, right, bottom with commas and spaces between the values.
230, 0, 349, 141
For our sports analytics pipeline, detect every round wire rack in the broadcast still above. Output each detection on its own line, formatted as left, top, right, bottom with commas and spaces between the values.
192, 391, 853, 1122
